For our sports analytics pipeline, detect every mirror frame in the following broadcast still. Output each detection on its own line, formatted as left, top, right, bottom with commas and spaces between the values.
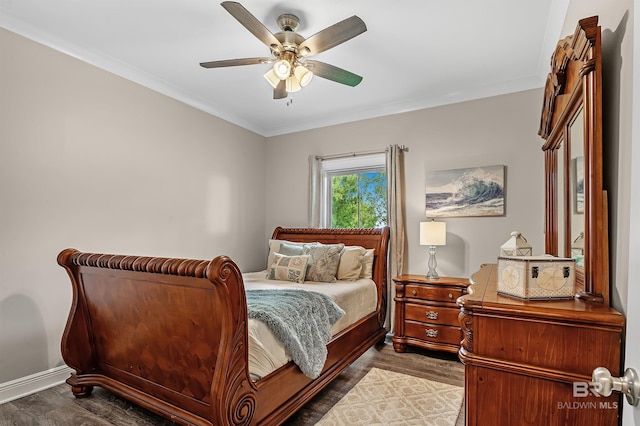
538, 16, 608, 304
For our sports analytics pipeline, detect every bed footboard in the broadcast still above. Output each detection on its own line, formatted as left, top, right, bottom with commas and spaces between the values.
58, 250, 256, 426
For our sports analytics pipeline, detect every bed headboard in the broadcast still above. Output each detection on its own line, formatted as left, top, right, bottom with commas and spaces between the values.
271, 226, 390, 327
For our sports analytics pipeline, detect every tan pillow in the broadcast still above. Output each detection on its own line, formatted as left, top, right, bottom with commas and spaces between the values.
266, 253, 310, 283
337, 246, 366, 281
359, 249, 375, 279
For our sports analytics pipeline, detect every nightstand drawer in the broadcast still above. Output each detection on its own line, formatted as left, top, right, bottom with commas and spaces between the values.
405, 303, 460, 325
404, 321, 462, 346
405, 284, 463, 303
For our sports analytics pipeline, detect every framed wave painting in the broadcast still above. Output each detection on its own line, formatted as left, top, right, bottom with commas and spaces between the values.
425, 165, 505, 217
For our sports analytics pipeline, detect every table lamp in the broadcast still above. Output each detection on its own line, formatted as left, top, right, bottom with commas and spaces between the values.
420, 220, 447, 279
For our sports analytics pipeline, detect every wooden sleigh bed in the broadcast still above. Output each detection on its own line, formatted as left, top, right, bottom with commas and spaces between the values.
57, 227, 390, 426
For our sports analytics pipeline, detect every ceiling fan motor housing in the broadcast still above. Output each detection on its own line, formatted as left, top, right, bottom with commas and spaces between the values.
277, 14, 300, 32
274, 29, 304, 55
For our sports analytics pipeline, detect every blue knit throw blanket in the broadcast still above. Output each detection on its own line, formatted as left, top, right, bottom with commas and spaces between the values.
245, 289, 345, 378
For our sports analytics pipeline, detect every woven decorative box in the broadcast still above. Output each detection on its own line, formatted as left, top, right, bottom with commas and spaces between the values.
497, 256, 576, 300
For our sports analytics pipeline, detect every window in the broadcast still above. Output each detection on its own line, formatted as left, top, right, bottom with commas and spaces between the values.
320, 153, 387, 228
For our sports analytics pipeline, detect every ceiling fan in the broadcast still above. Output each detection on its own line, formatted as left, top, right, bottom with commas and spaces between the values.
200, 1, 367, 99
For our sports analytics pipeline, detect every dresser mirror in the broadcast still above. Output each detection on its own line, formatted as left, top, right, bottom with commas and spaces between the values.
556, 136, 566, 256
539, 16, 608, 303
569, 108, 585, 265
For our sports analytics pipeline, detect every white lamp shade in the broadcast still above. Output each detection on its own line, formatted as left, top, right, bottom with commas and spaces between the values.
272, 59, 291, 80
263, 69, 280, 88
420, 221, 446, 246
285, 75, 302, 92
294, 65, 313, 87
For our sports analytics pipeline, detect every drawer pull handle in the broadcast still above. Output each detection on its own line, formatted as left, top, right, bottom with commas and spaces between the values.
412, 290, 417, 296
425, 311, 439, 320
448, 293, 454, 299
425, 329, 439, 338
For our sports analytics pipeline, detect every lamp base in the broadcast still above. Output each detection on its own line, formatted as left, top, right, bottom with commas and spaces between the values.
426, 246, 439, 280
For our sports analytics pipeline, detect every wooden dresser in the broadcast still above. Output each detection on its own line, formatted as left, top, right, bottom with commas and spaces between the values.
392, 274, 470, 354
458, 264, 624, 426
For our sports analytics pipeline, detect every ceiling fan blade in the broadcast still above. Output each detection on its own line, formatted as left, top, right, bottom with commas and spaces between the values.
304, 60, 363, 87
200, 57, 270, 68
298, 16, 366, 57
274, 80, 287, 99
221, 1, 283, 51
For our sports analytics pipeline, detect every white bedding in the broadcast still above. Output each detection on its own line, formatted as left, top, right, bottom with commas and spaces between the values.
242, 271, 378, 379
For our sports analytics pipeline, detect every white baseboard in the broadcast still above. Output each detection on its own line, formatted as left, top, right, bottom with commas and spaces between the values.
0, 365, 73, 405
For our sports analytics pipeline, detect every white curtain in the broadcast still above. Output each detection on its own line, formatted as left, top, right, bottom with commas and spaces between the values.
385, 144, 406, 333
308, 155, 322, 228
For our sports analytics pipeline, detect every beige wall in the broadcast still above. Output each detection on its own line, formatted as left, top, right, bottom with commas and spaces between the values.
265, 89, 546, 278
0, 28, 267, 383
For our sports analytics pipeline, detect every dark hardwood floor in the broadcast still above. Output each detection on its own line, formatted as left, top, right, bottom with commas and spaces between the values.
0, 341, 465, 425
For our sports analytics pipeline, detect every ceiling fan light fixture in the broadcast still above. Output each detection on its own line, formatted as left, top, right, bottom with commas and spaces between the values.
263, 69, 280, 88
286, 75, 302, 93
273, 59, 291, 80
294, 65, 313, 87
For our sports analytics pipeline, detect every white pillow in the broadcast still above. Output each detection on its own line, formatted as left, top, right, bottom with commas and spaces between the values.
337, 246, 366, 281
359, 249, 375, 279
266, 253, 310, 283
266, 239, 308, 270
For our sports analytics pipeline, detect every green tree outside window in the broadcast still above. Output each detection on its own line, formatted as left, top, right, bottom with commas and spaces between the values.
331, 171, 387, 228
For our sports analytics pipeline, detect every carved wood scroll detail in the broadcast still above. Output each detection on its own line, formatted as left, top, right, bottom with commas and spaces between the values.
539, 16, 598, 139
206, 257, 256, 426
219, 326, 255, 426
458, 310, 473, 353
272, 227, 385, 236
65, 250, 213, 278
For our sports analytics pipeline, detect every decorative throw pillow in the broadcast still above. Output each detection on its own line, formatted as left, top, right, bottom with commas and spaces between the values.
266, 239, 308, 270
266, 253, 310, 283
337, 246, 366, 281
359, 249, 375, 279
303, 243, 345, 282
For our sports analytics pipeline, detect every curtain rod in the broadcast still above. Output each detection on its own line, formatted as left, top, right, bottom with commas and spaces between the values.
315, 145, 409, 161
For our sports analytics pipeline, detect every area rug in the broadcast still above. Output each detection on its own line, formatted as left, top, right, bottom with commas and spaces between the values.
315, 367, 463, 426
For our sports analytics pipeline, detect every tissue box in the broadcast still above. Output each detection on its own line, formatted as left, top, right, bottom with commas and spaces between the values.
497, 256, 576, 300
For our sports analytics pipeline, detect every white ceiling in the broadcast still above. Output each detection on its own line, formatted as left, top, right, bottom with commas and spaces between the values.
0, 0, 569, 137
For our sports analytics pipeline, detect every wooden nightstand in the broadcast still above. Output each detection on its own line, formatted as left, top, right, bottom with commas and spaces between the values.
392, 274, 470, 354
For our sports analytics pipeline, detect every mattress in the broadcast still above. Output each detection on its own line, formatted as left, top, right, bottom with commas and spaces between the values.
242, 271, 378, 379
